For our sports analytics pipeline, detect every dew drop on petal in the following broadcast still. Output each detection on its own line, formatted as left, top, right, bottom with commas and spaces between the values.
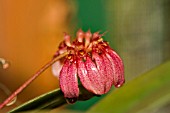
115, 80, 125, 88
116, 84, 121, 88
66, 97, 77, 104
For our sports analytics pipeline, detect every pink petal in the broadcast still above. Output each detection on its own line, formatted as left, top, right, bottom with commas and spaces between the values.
105, 49, 125, 88
52, 61, 63, 78
93, 52, 114, 93
64, 33, 71, 46
59, 59, 79, 103
85, 30, 92, 48
77, 57, 95, 93
92, 31, 100, 39
77, 56, 105, 95
76, 29, 84, 42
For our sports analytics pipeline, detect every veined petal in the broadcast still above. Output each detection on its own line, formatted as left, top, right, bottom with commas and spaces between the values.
85, 56, 105, 94
105, 49, 125, 88
77, 57, 94, 93
59, 59, 79, 103
92, 52, 114, 93
77, 55, 105, 95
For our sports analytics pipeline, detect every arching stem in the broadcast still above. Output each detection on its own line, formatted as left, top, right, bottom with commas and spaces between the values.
0, 52, 68, 109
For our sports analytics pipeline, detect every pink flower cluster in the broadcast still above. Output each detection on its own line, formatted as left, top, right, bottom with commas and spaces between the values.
52, 29, 125, 103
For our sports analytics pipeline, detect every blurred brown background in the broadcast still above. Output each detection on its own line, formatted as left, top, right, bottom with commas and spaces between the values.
0, 0, 75, 112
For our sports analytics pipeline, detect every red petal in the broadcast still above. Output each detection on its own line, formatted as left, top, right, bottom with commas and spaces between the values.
92, 52, 114, 93
59, 59, 79, 103
64, 33, 71, 46
85, 30, 92, 48
77, 56, 105, 95
105, 49, 125, 88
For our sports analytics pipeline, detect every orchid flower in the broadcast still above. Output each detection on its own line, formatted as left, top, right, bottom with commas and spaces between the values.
0, 29, 125, 109
52, 29, 125, 103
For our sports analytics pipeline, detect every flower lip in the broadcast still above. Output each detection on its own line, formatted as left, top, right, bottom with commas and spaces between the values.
52, 29, 125, 103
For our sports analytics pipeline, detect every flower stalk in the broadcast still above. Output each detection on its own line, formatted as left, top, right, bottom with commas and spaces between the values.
0, 52, 68, 109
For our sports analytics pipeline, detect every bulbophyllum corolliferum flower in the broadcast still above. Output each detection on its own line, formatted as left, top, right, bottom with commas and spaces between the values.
52, 29, 125, 103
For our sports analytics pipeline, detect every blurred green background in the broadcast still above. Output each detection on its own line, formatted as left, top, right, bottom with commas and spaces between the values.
67, 0, 170, 112
0, 0, 170, 113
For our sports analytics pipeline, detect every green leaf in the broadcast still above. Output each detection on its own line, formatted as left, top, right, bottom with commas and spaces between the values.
8, 88, 65, 113
8, 85, 94, 113
87, 61, 170, 113
9, 61, 170, 113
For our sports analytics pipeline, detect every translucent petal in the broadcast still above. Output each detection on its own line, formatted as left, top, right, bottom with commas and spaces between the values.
52, 61, 63, 78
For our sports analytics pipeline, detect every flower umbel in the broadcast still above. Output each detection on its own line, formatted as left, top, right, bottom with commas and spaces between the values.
52, 29, 125, 103
0, 30, 125, 110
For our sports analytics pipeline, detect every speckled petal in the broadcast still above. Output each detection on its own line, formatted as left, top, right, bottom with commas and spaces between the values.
105, 49, 125, 88
77, 56, 105, 95
77, 57, 94, 93
59, 59, 79, 103
93, 52, 114, 93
